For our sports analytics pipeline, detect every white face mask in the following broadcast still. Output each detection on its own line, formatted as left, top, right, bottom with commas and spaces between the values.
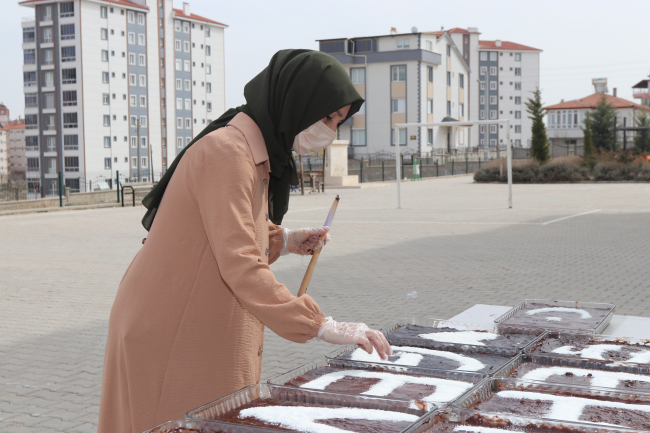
292, 120, 336, 155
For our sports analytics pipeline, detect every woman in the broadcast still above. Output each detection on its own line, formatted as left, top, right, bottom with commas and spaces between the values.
97, 49, 392, 433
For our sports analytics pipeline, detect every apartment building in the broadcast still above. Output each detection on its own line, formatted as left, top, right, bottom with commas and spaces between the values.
4, 120, 27, 175
0, 126, 7, 179
545, 91, 650, 147
318, 29, 470, 157
19, 0, 226, 196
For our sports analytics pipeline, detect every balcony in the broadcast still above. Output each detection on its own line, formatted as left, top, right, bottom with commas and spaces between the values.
633, 88, 649, 99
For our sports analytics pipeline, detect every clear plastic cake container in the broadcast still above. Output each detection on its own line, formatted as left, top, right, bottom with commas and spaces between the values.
528, 331, 650, 373
452, 377, 650, 429
380, 318, 546, 356
267, 357, 486, 406
493, 300, 616, 334
185, 383, 438, 433
440, 407, 650, 433
140, 418, 262, 433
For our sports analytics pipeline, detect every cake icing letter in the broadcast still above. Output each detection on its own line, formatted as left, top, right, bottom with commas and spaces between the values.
348, 346, 486, 371
418, 331, 499, 346
518, 366, 650, 389
454, 426, 526, 433
238, 406, 418, 433
525, 307, 592, 319
552, 344, 625, 360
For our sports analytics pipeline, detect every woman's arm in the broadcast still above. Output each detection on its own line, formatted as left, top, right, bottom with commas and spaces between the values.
190, 132, 325, 343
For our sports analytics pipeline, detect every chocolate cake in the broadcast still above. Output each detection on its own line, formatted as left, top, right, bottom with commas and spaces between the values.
506, 363, 650, 392
499, 304, 611, 332
282, 366, 475, 403
213, 399, 419, 432
532, 338, 650, 364
385, 326, 535, 354
476, 389, 650, 429
333, 346, 513, 374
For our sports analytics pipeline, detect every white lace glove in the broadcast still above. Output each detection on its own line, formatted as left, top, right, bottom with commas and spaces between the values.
280, 226, 330, 256
316, 317, 393, 360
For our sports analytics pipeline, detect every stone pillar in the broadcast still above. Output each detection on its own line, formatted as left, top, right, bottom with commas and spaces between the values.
325, 140, 358, 187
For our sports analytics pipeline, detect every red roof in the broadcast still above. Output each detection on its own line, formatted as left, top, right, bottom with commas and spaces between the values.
479, 40, 541, 51
19, 0, 148, 10
2, 121, 25, 130
172, 8, 227, 27
545, 93, 650, 111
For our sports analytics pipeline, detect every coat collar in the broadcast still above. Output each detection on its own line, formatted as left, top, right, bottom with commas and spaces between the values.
228, 113, 270, 172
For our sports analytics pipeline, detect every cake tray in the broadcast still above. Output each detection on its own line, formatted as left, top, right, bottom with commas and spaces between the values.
140, 418, 267, 433
493, 299, 616, 334
267, 357, 485, 407
185, 383, 438, 433
452, 377, 650, 430
527, 331, 650, 373
380, 318, 546, 356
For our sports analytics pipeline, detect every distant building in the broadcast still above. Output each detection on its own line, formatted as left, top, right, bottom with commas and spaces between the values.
318, 28, 470, 157
19, 0, 226, 196
4, 120, 27, 175
0, 103, 10, 124
0, 125, 7, 180
632, 79, 649, 108
545, 90, 650, 147
318, 27, 541, 157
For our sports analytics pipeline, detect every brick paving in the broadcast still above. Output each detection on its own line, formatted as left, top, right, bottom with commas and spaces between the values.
1, 177, 649, 432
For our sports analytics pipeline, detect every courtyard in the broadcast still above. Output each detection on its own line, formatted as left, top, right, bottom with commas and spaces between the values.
1, 176, 649, 432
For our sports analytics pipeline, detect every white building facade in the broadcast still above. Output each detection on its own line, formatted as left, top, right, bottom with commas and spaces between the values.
318, 30, 470, 158
19, 0, 226, 196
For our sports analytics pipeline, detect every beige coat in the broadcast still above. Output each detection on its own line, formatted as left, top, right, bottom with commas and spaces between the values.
97, 113, 325, 433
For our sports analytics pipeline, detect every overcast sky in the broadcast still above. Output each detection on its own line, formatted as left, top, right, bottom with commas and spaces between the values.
1, 0, 649, 118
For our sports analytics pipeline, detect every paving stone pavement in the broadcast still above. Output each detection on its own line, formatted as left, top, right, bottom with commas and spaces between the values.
1, 176, 649, 432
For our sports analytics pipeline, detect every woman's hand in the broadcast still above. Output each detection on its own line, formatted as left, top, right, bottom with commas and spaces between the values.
316, 318, 393, 360
281, 226, 330, 256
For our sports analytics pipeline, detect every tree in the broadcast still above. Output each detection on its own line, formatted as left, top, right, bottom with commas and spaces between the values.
582, 116, 596, 169
590, 94, 617, 151
526, 88, 550, 164
634, 111, 650, 153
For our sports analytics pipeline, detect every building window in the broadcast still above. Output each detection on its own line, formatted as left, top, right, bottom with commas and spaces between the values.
489, 52, 497, 61
42, 92, 55, 109
351, 68, 365, 84
177, 137, 183, 148
129, 53, 136, 65
489, 110, 497, 119
480, 110, 485, 120
206, 46, 211, 56
427, 66, 433, 83
184, 99, 191, 110
176, 98, 182, 109
25, 114, 38, 129
101, 50, 108, 61
174, 40, 180, 51
128, 32, 135, 44
23, 27, 35, 43
174, 20, 181, 32
427, 99, 433, 114
61, 46, 75, 62
45, 136, 56, 151
61, 24, 75, 40
515, 53, 521, 61
391, 128, 407, 146
185, 118, 191, 129
131, 157, 137, 168
206, 27, 211, 37
27, 157, 40, 171
64, 135, 78, 150
489, 125, 496, 134
175, 79, 182, 90
130, 116, 137, 127
137, 13, 145, 25
396, 39, 410, 50
490, 95, 497, 105
63, 113, 78, 128
427, 128, 433, 145
129, 74, 136, 86
206, 83, 212, 93
141, 157, 148, 168
25, 94, 38, 108
459, 103, 464, 118
42, 48, 54, 65
489, 81, 497, 90
515, 111, 521, 119
447, 101, 451, 116
515, 125, 522, 133
514, 68, 521, 76
64, 156, 79, 172
351, 129, 366, 145
101, 28, 108, 40
102, 93, 110, 105
42, 5, 53, 21
63, 90, 77, 106
130, 136, 137, 148
447, 71, 451, 86
175, 59, 182, 71
23, 71, 36, 87
459, 73, 464, 89
183, 22, 190, 33
139, 75, 146, 86
184, 60, 190, 71
514, 97, 521, 105
43, 71, 54, 87
104, 158, 111, 169
127, 11, 135, 23
183, 41, 190, 52
479, 52, 487, 61
139, 54, 146, 66
140, 96, 147, 107
514, 139, 521, 146
514, 82, 521, 90
103, 136, 111, 148
185, 80, 191, 90
391, 98, 406, 113
425, 40, 433, 51
207, 102, 212, 112
490, 139, 496, 147
138, 34, 145, 45
100, 6, 108, 18
103, 115, 110, 126
59, 2, 75, 17
140, 116, 147, 127
129, 95, 136, 107
391, 65, 406, 82
141, 136, 147, 148
490, 66, 497, 76
177, 118, 183, 129
102, 71, 110, 83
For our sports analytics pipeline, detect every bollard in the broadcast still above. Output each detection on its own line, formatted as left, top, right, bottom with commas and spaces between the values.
452, 159, 454, 176
382, 160, 385, 182
359, 160, 363, 183
479, 157, 481, 169
116, 170, 120, 203
58, 172, 63, 207
436, 159, 439, 177
466, 157, 468, 174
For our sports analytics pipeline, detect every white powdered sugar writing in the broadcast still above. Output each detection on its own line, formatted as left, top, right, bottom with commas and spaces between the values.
300, 369, 473, 403
454, 426, 525, 433
546, 317, 562, 322
518, 366, 650, 389
526, 307, 592, 319
418, 331, 499, 346
348, 346, 486, 371
497, 390, 650, 423
553, 344, 650, 364
238, 405, 418, 433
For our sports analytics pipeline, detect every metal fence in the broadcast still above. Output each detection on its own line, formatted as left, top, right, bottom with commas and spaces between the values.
348, 157, 484, 183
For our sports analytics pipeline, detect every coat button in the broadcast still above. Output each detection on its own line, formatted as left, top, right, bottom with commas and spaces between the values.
265, 247, 269, 255
263, 179, 268, 186
258, 348, 263, 356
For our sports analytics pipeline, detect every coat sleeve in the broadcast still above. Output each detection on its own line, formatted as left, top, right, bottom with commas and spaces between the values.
268, 222, 284, 265
190, 132, 325, 343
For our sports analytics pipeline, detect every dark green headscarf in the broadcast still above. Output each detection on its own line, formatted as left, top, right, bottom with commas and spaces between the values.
142, 49, 363, 230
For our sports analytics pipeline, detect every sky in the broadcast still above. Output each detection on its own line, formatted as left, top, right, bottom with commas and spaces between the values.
1, 0, 649, 118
